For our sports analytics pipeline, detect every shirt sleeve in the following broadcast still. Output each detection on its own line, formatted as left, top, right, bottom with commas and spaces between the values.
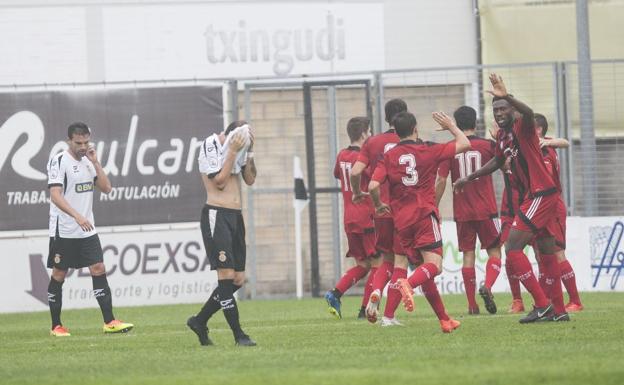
356, 139, 371, 166
371, 157, 387, 184
198, 137, 222, 177
517, 116, 536, 137
333, 154, 341, 179
437, 141, 456, 163
47, 156, 64, 188
437, 158, 451, 178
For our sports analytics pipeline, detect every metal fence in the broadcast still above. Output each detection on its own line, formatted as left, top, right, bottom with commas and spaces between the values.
235, 60, 624, 298
2, 60, 622, 299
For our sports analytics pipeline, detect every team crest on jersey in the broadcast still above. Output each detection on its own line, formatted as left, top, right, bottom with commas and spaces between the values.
75, 181, 94, 193
218, 251, 227, 262
54, 254, 61, 264
72, 165, 79, 173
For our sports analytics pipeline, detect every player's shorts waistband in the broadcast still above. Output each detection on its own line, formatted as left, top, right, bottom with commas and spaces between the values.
529, 187, 558, 198
203, 204, 242, 214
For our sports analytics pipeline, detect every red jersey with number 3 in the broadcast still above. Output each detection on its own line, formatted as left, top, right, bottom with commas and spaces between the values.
334, 146, 374, 233
494, 117, 557, 198
437, 135, 498, 221
357, 129, 400, 218
372, 140, 456, 231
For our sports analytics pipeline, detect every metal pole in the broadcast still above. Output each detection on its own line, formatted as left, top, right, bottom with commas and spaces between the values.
473, 0, 486, 136
374, 72, 384, 134
229, 80, 239, 122
303, 83, 321, 297
576, 0, 598, 215
243, 84, 257, 299
327, 86, 342, 285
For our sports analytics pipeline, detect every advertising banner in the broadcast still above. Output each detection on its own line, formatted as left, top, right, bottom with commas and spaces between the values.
429, 216, 624, 297
0, 225, 217, 313
0, 86, 223, 231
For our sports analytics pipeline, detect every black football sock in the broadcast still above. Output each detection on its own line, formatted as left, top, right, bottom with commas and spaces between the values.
217, 279, 244, 338
196, 283, 242, 325
48, 277, 64, 328
92, 274, 115, 323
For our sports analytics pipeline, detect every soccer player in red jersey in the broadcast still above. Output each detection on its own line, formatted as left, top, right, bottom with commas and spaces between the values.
350, 99, 406, 323
369, 110, 470, 333
435, 106, 502, 315
534, 113, 584, 312
324, 117, 377, 319
454, 73, 568, 323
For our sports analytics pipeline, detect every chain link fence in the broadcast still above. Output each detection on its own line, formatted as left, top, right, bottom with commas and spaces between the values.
237, 60, 624, 298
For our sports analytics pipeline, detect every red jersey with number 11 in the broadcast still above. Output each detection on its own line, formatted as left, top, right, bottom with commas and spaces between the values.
334, 146, 374, 233
372, 140, 456, 231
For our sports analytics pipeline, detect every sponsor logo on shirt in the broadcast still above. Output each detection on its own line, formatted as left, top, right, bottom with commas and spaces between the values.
75, 182, 94, 193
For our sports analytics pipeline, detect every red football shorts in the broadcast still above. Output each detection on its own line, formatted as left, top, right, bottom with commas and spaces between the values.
455, 218, 501, 252
374, 217, 394, 254
397, 214, 443, 263
346, 229, 377, 261
512, 193, 561, 241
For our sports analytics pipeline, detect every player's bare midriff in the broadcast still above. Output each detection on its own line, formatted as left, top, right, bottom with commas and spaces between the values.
202, 173, 242, 210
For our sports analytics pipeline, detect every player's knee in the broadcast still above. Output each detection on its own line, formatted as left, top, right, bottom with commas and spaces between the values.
233, 273, 246, 287
217, 268, 235, 280
89, 262, 106, 276
51, 268, 67, 282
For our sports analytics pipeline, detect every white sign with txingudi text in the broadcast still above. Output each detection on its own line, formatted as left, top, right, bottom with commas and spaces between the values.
102, 2, 384, 80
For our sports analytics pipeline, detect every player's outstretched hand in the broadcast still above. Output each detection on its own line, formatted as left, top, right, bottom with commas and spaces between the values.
229, 132, 246, 153
453, 177, 469, 194
375, 202, 391, 216
486, 73, 508, 99
352, 191, 369, 204
74, 214, 94, 232
432, 111, 456, 131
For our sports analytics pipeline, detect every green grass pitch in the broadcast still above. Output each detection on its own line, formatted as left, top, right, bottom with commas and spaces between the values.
1, 292, 623, 385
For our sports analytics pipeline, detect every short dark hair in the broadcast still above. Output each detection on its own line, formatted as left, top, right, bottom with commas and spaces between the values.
453, 106, 477, 131
534, 113, 548, 135
385, 99, 408, 125
346, 116, 370, 142
392, 111, 417, 139
67, 122, 90, 139
225, 120, 248, 135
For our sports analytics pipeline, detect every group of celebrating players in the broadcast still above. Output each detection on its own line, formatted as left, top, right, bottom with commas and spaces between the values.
325, 74, 584, 332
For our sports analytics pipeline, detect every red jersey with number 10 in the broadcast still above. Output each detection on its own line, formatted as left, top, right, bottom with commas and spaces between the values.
357, 129, 400, 218
372, 140, 456, 231
334, 146, 374, 233
437, 135, 498, 222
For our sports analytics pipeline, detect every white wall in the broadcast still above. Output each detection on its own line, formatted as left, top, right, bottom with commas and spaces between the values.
0, 0, 477, 85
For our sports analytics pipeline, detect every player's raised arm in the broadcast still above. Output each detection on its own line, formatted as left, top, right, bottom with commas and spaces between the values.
432, 111, 470, 154
486, 73, 534, 132
212, 132, 245, 190
540, 137, 570, 149
86, 144, 112, 194
242, 130, 257, 186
